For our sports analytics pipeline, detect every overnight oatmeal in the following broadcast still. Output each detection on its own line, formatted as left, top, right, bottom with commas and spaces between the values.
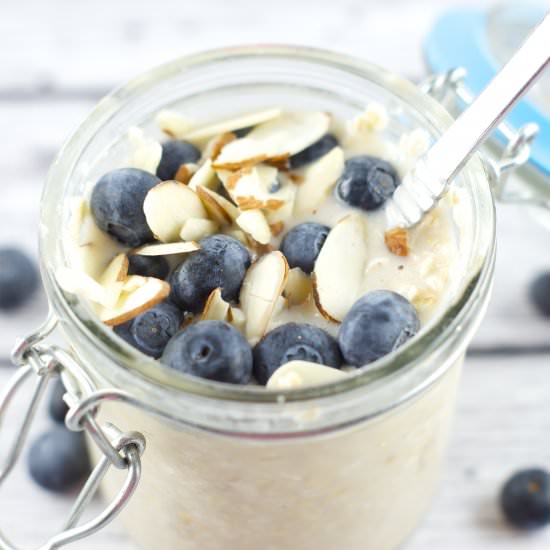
58, 104, 463, 389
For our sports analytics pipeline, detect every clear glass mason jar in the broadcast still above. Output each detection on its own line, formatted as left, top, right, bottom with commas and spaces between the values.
34, 46, 496, 550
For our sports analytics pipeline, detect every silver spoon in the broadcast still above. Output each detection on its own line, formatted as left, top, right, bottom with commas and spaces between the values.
385, 12, 550, 229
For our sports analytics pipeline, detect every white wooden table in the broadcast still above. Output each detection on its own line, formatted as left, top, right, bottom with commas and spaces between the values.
1, 0, 550, 548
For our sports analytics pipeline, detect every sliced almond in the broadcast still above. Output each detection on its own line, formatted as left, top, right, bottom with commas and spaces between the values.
143, 181, 207, 242
155, 110, 194, 138
222, 227, 248, 246
134, 241, 200, 256
266, 361, 347, 390
56, 267, 106, 305
384, 228, 409, 256
201, 287, 230, 321
227, 306, 246, 331
294, 147, 344, 216
122, 275, 148, 292
182, 108, 282, 143
99, 253, 129, 309
196, 186, 239, 225
180, 218, 219, 241
269, 221, 285, 237
213, 112, 331, 168
187, 159, 218, 191
312, 214, 368, 322
240, 251, 289, 342
127, 127, 162, 174
236, 209, 272, 245
206, 132, 237, 160
284, 267, 312, 306
218, 164, 294, 216
100, 277, 170, 326
174, 163, 198, 184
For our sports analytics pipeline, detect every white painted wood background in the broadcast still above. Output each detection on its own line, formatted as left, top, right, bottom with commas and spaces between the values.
1, 0, 550, 548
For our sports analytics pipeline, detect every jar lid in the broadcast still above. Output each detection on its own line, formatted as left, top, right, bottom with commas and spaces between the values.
424, 6, 550, 178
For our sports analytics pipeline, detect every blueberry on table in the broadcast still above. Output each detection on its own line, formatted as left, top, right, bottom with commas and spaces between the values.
114, 301, 182, 358
338, 290, 420, 367
253, 323, 342, 385
500, 468, 550, 530
156, 140, 201, 181
161, 320, 253, 384
48, 378, 69, 423
28, 427, 91, 492
289, 133, 339, 169
128, 254, 170, 280
0, 248, 39, 310
529, 272, 550, 317
336, 155, 400, 211
170, 235, 251, 313
280, 222, 330, 274
90, 167, 160, 246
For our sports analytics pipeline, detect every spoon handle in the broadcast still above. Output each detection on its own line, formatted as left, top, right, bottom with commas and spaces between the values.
425, 12, 550, 184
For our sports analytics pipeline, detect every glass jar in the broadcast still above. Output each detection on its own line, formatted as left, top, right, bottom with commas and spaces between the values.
7, 47, 496, 550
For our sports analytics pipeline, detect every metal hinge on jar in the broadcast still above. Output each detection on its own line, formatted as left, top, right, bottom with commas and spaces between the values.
421, 68, 545, 207
0, 312, 145, 550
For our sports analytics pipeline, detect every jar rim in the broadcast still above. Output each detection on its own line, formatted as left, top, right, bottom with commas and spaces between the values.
40, 44, 496, 411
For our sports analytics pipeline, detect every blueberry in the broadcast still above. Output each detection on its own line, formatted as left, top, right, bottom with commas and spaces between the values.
500, 468, 550, 530
161, 320, 252, 384
336, 155, 400, 211
280, 223, 330, 274
48, 378, 69, 424
170, 235, 251, 313
338, 290, 420, 367
128, 254, 170, 280
28, 427, 91, 492
90, 167, 159, 246
114, 301, 182, 358
529, 272, 550, 317
0, 248, 39, 310
253, 323, 342, 385
289, 134, 339, 169
156, 140, 201, 181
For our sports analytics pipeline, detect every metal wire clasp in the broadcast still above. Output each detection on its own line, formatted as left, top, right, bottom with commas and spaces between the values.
421, 68, 541, 204
0, 312, 146, 550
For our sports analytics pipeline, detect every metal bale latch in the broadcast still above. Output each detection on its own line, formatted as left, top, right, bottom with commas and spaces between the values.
0, 313, 145, 550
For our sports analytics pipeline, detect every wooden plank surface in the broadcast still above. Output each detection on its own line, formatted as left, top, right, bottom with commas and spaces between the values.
2, 0, 550, 548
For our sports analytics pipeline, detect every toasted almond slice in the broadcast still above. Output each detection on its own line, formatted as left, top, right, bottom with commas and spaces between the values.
134, 241, 200, 256
174, 163, 198, 184
98, 253, 129, 309
183, 108, 282, 143
201, 288, 230, 321
56, 267, 106, 304
122, 275, 148, 292
206, 132, 237, 160
240, 251, 288, 342
101, 277, 170, 326
269, 221, 285, 237
384, 228, 409, 256
127, 127, 162, 174
180, 218, 219, 241
227, 306, 246, 331
213, 112, 331, 167
312, 214, 368, 322
294, 147, 344, 216
284, 267, 312, 306
187, 159, 218, 191
266, 361, 347, 390
143, 181, 207, 243
196, 186, 240, 225
236, 209, 272, 245
155, 110, 194, 138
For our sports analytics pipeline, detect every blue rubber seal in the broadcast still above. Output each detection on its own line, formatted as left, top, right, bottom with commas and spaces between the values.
424, 9, 550, 177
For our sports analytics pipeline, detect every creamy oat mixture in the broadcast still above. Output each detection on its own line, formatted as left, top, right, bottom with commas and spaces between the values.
57, 104, 464, 389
